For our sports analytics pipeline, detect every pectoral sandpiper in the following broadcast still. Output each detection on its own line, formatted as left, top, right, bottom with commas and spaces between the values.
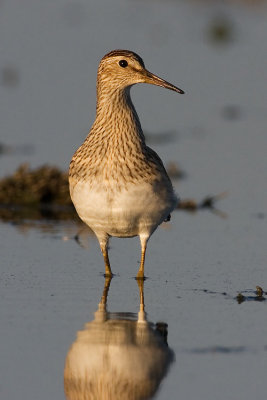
69, 50, 184, 278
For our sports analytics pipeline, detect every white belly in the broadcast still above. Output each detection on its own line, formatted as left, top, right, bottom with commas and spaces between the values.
70, 181, 177, 239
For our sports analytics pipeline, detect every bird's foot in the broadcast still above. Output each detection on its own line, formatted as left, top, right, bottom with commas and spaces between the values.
104, 272, 114, 278
135, 274, 147, 281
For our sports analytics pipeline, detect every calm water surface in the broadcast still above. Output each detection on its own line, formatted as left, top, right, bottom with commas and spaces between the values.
1, 0, 267, 399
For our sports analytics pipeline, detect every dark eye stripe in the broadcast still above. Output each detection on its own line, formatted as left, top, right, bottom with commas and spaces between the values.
119, 59, 128, 68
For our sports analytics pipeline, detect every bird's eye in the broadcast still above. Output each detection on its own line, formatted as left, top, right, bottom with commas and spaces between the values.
119, 59, 128, 68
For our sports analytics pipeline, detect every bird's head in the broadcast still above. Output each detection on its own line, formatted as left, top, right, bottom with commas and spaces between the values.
97, 49, 184, 94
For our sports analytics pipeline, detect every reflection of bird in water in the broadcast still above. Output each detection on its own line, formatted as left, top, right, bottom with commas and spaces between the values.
69, 50, 184, 278
64, 278, 174, 400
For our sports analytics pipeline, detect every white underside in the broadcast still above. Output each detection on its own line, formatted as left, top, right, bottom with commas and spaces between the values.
71, 181, 177, 243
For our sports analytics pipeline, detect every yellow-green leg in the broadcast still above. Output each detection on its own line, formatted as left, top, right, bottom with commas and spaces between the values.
100, 243, 113, 277
136, 236, 148, 279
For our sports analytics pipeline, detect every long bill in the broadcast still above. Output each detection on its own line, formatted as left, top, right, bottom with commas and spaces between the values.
143, 69, 184, 94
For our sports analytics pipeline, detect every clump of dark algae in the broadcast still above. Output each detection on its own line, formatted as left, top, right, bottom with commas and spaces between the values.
236, 286, 266, 304
177, 192, 227, 218
0, 164, 77, 222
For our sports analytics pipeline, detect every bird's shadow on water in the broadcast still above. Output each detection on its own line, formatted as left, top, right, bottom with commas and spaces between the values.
64, 277, 174, 400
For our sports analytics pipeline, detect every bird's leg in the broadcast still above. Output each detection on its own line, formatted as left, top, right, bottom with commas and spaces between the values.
99, 235, 113, 277
136, 236, 148, 279
101, 246, 112, 277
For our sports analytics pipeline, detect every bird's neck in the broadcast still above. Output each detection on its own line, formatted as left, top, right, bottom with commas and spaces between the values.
93, 85, 146, 146
70, 86, 148, 184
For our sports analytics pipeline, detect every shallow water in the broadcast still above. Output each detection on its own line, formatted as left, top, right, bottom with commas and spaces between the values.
1, 209, 267, 399
1, 0, 267, 399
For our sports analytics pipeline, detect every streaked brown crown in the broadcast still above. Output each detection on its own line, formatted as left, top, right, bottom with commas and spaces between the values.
101, 50, 145, 68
